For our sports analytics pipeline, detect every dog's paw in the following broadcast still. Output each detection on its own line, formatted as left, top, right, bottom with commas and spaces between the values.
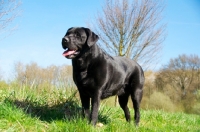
96, 123, 104, 127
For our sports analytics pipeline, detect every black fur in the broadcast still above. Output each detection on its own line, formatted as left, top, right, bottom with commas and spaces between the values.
62, 27, 144, 126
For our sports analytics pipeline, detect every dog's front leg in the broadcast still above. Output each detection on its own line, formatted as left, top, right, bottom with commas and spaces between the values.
79, 93, 90, 120
90, 91, 101, 126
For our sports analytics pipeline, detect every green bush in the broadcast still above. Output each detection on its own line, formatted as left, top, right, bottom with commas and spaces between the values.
143, 91, 177, 112
192, 103, 200, 115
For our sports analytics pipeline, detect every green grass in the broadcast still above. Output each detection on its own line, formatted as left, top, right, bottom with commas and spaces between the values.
0, 84, 200, 132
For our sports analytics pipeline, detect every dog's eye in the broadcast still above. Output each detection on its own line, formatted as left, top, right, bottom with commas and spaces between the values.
75, 32, 81, 38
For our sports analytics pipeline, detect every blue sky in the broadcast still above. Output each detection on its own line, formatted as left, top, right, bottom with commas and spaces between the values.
0, 0, 200, 80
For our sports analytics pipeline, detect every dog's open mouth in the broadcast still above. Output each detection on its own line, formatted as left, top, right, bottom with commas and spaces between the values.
62, 49, 80, 58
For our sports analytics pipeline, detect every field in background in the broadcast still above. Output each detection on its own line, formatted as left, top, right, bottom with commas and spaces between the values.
7, 62, 200, 115
0, 59, 200, 131
0, 83, 199, 132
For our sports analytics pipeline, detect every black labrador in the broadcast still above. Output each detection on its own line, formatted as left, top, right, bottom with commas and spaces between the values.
61, 27, 144, 126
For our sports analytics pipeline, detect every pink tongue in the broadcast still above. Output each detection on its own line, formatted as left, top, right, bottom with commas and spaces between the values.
62, 50, 76, 57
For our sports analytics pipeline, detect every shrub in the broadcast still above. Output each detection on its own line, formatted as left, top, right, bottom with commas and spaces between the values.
192, 103, 200, 115
143, 91, 177, 112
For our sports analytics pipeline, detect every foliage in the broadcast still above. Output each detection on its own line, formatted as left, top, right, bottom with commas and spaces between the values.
2, 57, 200, 115
1, 53, 200, 131
14, 62, 74, 89
143, 91, 178, 112
0, 82, 200, 131
155, 54, 200, 114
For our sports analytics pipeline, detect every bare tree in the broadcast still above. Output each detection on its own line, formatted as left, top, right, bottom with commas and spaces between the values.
14, 62, 74, 89
91, 0, 166, 70
155, 54, 200, 112
0, 0, 21, 39
162, 54, 200, 95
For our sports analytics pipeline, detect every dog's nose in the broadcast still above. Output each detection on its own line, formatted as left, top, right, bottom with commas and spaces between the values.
63, 37, 69, 43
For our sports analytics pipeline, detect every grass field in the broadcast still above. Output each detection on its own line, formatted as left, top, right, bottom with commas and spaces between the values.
0, 84, 200, 132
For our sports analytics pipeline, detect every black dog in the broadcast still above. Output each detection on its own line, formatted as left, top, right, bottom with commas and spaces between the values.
62, 27, 144, 126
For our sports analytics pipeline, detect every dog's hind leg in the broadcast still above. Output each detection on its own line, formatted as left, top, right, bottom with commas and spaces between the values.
118, 94, 131, 122
131, 85, 143, 126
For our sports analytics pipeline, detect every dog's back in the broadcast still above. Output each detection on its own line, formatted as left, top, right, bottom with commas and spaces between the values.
113, 56, 144, 84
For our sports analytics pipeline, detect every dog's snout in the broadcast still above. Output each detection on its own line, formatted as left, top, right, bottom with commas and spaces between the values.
62, 37, 69, 50
63, 37, 69, 43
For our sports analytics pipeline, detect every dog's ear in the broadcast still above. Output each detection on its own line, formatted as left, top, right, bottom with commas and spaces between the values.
84, 28, 99, 47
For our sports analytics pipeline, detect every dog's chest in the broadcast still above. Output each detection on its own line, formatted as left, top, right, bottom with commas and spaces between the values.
75, 70, 95, 88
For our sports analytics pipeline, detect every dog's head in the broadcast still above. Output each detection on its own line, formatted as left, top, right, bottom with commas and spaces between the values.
62, 27, 99, 59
